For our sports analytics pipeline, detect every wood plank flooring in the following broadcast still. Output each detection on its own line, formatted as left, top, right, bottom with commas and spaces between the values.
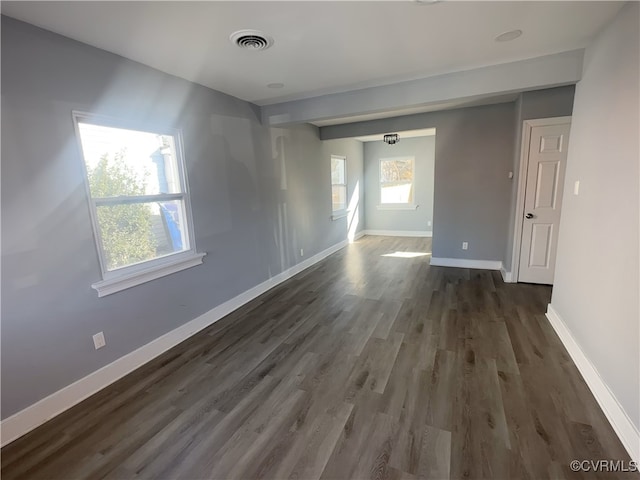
2, 236, 636, 479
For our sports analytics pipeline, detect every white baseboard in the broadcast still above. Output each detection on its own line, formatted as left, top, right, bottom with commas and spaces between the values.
0, 239, 350, 447
500, 267, 514, 283
362, 229, 432, 237
430, 257, 502, 270
546, 304, 639, 462
351, 231, 366, 242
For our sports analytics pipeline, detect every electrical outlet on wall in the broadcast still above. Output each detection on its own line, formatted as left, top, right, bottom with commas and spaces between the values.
427, 220, 432, 227
300, 248, 304, 257
93, 332, 106, 350
462, 242, 468, 250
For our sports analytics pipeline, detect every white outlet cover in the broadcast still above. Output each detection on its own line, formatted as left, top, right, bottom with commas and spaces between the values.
93, 332, 106, 350
573, 180, 580, 195
462, 242, 468, 250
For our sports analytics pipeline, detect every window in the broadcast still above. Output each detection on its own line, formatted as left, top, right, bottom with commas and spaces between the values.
331, 155, 347, 215
379, 157, 416, 209
74, 113, 203, 296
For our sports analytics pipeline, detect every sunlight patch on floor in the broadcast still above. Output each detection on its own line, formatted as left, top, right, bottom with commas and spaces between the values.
381, 251, 431, 258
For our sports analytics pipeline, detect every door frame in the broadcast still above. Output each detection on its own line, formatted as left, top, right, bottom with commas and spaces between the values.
510, 116, 572, 283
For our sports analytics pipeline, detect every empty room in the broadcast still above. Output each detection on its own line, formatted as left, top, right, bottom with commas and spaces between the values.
1, 1, 638, 479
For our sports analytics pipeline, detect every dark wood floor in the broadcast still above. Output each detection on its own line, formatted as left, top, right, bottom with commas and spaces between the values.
2, 236, 635, 479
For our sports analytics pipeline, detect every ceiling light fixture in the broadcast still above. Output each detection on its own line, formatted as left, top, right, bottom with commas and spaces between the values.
230, 30, 274, 51
383, 134, 400, 145
267, 83, 284, 89
495, 29, 523, 42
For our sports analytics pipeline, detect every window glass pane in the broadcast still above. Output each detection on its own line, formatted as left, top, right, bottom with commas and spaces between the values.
380, 158, 413, 183
380, 157, 414, 203
96, 199, 188, 271
331, 157, 346, 185
78, 123, 182, 197
381, 183, 413, 204
332, 185, 347, 211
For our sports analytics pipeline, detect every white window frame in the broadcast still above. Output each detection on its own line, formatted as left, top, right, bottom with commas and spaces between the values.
377, 156, 418, 210
330, 155, 349, 220
73, 111, 205, 297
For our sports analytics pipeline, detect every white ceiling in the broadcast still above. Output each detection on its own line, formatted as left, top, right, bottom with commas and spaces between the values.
1, 1, 623, 106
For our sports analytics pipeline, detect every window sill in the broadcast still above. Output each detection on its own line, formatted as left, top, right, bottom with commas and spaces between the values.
376, 204, 419, 211
331, 209, 349, 220
92, 252, 206, 297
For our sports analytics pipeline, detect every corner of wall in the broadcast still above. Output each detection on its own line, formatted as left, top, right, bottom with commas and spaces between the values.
546, 304, 640, 462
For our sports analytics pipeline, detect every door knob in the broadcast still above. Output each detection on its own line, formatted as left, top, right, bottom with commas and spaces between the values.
525, 213, 534, 219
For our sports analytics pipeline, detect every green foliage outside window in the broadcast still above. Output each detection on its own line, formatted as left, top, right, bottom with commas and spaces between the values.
88, 151, 157, 270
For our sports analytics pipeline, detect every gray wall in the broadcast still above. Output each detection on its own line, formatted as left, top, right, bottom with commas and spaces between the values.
520, 85, 576, 121
1, 16, 362, 418
503, 86, 575, 271
551, 3, 639, 431
321, 103, 515, 261
363, 136, 435, 233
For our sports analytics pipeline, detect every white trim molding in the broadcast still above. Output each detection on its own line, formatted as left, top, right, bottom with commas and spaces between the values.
363, 230, 432, 237
92, 252, 206, 297
1, 239, 350, 447
546, 304, 639, 462
430, 257, 502, 270
376, 204, 419, 211
500, 266, 514, 283
330, 209, 349, 221
351, 231, 366, 242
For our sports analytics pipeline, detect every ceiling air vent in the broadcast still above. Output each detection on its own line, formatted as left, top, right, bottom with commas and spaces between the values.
230, 30, 274, 51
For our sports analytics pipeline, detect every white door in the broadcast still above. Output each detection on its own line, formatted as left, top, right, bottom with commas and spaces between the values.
518, 123, 571, 284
